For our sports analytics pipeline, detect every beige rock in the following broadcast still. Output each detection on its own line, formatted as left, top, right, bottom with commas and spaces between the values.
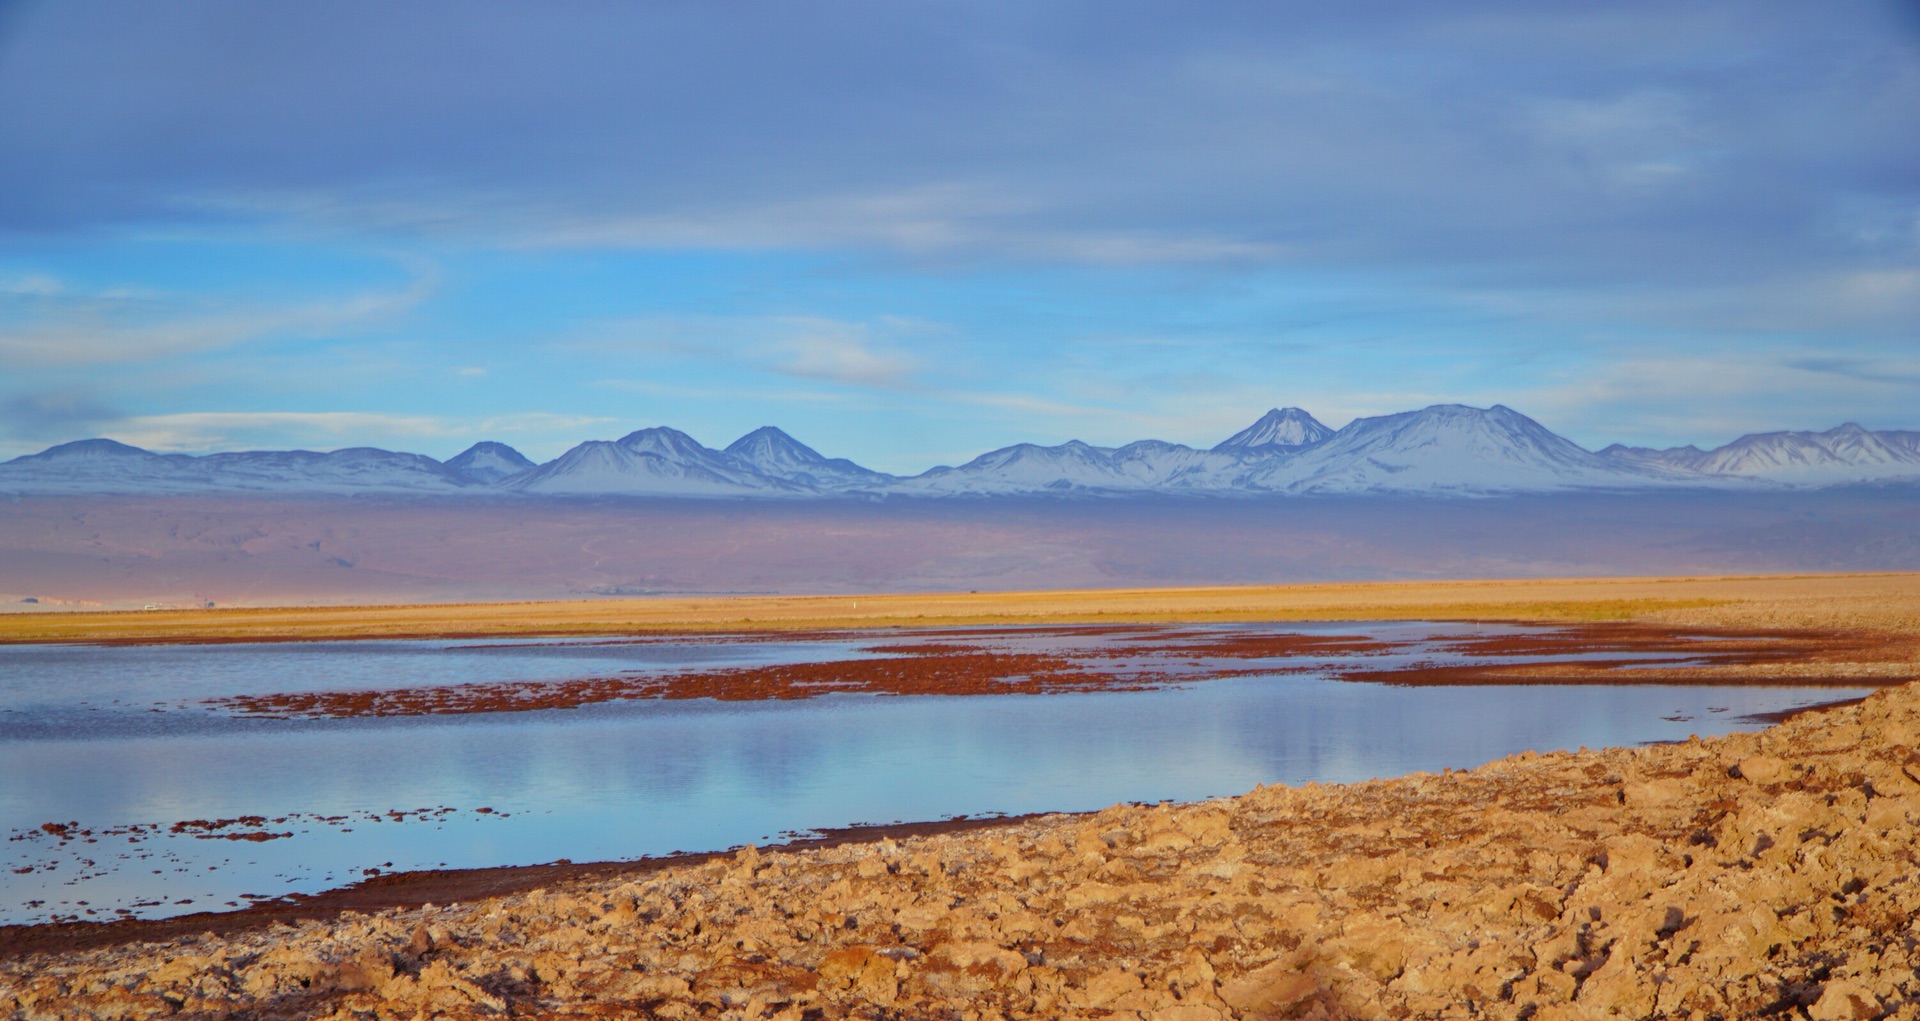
1138, 827, 1197, 855
1736, 754, 1788, 785
1866, 794, 1916, 831
1061, 880, 1123, 909
1574, 952, 1656, 1018
816, 945, 898, 1004
1864, 749, 1920, 795
1148, 1004, 1228, 1021
1068, 966, 1145, 1008
1178, 808, 1237, 847
1217, 959, 1318, 1017
1165, 949, 1222, 1002
932, 940, 1026, 977
1808, 979, 1881, 1021
1622, 776, 1690, 808
1332, 916, 1410, 981
892, 896, 951, 931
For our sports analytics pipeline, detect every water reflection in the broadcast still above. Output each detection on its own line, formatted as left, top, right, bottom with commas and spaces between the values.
0, 624, 1868, 924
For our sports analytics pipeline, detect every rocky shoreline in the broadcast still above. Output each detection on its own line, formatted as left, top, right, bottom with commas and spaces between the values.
4, 673, 1916, 1019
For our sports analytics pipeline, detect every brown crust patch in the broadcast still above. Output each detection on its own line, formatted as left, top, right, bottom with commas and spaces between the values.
204, 652, 1192, 718
200, 623, 1913, 720
1335, 623, 1918, 686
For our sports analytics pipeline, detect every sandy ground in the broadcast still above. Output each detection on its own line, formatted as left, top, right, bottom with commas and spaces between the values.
4, 571, 1918, 645
4, 573, 1920, 1019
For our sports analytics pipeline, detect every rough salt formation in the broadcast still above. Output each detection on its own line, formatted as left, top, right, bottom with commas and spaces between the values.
6, 683, 1920, 1020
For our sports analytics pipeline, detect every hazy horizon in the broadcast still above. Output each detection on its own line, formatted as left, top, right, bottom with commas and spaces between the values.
10, 401, 1916, 474
4, 487, 1916, 611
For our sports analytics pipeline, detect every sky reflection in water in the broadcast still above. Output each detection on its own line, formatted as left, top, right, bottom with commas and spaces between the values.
0, 623, 1869, 924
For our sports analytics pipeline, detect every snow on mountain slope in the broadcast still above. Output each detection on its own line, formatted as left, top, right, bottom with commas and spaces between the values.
896, 406, 1688, 497
0, 439, 474, 494
1250, 404, 1687, 495
10, 438, 160, 463
893, 440, 1141, 494
1212, 407, 1333, 451
723, 427, 893, 491
192, 448, 477, 491
1106, 441, 1249, 489
0, 439, 193, 493
894, 436, 1283, 496
1884, 431, 1920, 457
445, 441, 536, 484
510, 429, 806, 496
1598, 443, 1713, 473
1600, 424, 1920, 485
1691, 424, 1920, 483
6, 408, 1916, 498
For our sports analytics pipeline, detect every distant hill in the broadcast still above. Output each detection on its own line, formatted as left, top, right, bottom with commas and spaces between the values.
1599, 423, 1920, 486
444, 441, 536, 484
5, 404, 1918, 497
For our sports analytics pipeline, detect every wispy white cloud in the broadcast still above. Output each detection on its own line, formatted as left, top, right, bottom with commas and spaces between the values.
469, 412, 618, 437
204, 184, 1287, 267
0, 273, 66, 297
1512, 350, 1920, 447
0, 269, 439, 368
761, 318, 918, 388
109, 411, 455, 452
1433, 263, 1920, 344
1525, 90, 1713, 195
592, 377, 870, 408
580, 315, 1276, 449
576, 313, 926, 390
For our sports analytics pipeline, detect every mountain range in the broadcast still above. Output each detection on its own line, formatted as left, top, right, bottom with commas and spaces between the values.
4, 405, 1918, 498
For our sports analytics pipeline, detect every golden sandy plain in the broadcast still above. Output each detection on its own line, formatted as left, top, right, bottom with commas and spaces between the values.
6, 571, 1920, 1020
5, 571, 1920, 646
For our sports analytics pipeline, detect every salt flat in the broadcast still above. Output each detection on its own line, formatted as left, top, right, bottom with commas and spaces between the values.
4, 574, 1920, 1017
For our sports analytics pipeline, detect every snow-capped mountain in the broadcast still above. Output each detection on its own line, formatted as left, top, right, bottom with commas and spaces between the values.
897, 405, 1686, 496
0, 438, 475, 494
0, 439, 190, 492
899, 441, 1143, 495
1601, 423, 1920, 485
1213, 407, 1333, 451
193, 448, 478, 491
724, 427, 894, 490
1250, 404, 1687, 495
5, 406, 1915, 498
445, 441, 535, 484
1105, 440, 1248, 489
512, 426, 900, 495
894, 439, 1249, 495
509, 428, 804, 496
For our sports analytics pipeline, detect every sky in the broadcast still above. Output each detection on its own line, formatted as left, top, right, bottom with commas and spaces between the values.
0, 2, 1916, 472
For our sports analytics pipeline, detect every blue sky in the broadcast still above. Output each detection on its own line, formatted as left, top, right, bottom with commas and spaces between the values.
1, 2, 1916, 472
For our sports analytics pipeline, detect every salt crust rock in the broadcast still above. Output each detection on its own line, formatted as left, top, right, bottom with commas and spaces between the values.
7, 685, 1920, 1020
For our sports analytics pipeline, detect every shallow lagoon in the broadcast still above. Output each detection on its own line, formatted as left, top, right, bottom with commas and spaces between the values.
0, 622, 1869, 924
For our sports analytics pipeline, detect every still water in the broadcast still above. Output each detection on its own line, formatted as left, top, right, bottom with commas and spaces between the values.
0, 622, 1867, 924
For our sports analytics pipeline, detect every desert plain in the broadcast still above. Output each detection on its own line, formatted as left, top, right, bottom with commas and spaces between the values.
4, 572, 1920, 1020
